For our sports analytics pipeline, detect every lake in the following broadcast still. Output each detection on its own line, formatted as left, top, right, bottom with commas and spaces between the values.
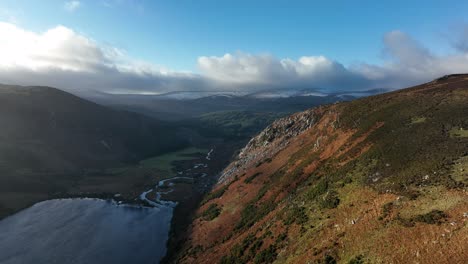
0, 198, 173, 264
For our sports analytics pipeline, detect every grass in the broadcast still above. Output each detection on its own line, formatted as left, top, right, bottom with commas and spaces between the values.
139, 147, 208, 174
410, 116, 426, 124
451, 156, 468, 184
450, 127, 468, 138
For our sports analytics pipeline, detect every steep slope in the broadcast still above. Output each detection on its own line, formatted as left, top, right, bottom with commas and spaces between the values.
176, 75, 468, 263
0, 84, 188, 217
0, 84, 186, 170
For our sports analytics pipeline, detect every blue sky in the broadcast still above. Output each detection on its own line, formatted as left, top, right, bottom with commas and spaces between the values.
2, 0, 467, 70
0, 0, 468, 94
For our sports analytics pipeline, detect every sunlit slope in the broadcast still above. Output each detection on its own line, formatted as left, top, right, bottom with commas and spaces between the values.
177, 75, 468, 264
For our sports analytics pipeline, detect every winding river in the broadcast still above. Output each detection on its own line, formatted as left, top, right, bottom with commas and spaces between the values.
0, 148, 215, 264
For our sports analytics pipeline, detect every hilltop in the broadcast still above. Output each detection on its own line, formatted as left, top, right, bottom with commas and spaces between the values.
174, 75, 468, 263
0, 84, 188, 218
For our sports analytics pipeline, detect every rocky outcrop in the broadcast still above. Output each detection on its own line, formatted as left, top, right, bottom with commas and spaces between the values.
218, 108, 322, 183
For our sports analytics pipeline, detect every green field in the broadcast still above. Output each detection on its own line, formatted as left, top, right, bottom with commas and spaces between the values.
139, 147, 208, 174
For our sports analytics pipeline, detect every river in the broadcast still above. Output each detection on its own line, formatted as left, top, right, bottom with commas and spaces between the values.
0, 148, 216, 264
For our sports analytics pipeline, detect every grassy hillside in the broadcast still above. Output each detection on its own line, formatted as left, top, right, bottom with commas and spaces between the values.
175, 75, 468, 263
0, 84, 189, 218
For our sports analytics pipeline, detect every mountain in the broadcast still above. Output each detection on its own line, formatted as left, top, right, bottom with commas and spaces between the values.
92, 93, 351, 121
86, 87, 388, 121
0, 84, 188, 170
172, 75, 468, 263
0, 84, 188, 217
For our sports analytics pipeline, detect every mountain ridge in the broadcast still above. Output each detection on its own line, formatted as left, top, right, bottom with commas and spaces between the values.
173, 74, 468, 264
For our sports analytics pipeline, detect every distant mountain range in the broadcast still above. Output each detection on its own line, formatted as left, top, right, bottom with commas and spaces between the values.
87, 88, 389, 121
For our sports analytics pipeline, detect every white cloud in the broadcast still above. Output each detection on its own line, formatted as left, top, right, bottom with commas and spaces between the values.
64, 1, 81, 12
0, 21, 467, 96
0, 22, 205, 95
198, 30, 468, 91
353, 30, 468, 88
197, 53, 368, 90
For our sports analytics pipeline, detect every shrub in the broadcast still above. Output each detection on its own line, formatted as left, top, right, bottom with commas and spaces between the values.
254, 245, 277, 264
317, 255, 337, 264
320, 191, 340, 209
201, 203, 221, 221
202, 185, 228, 204
348, 255, 364, 264
236, 201, 276, 230
414, 210, 447, 224
307, 179, 329, 200
381, 202, 393, 219
283, 206, 308, 225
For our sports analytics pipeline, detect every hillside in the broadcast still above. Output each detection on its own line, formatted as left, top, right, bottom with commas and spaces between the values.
175, 75, 468, 264
0, 84, 188, 218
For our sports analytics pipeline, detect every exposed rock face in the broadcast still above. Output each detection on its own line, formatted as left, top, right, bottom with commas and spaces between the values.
218, 108, 323, 183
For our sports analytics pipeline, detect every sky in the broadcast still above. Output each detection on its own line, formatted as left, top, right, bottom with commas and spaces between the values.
1, 0, 468, 95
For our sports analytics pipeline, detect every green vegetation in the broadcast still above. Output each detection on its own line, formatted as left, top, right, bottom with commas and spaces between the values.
398, 209, 447, 227
236, 200, 276, 231
450, 127, 468, 138
451, 156, 468, 184
198, 111, 282, 139
320, 190, 340, 209
380, 202, 394, 219
337, 84, 468, 194
410, 116, 426, 124
219, 229, 281, 264
413, 210, 447, 224
348, 255, 365, 264
139, 147, 207, 174
202, 185, 229, 204
283, 206, 308, 225
201, 203, 221, 221
254, 245, 278, 264
317, 255, 337, 264
220, 233, 265, 264
307, 179, 329, 200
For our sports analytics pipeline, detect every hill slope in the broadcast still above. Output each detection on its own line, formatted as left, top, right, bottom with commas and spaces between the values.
0, 84, 188, 217
175, 75, 468, 263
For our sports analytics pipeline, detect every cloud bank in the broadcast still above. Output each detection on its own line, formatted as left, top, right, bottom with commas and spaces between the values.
0, 21, 468, 96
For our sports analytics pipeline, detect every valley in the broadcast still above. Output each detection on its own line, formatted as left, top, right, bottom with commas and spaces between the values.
2, 3, 468, 263
0, 76, 466, 264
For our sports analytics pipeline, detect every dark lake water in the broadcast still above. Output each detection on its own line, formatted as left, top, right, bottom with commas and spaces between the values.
0, 198, 173, 264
